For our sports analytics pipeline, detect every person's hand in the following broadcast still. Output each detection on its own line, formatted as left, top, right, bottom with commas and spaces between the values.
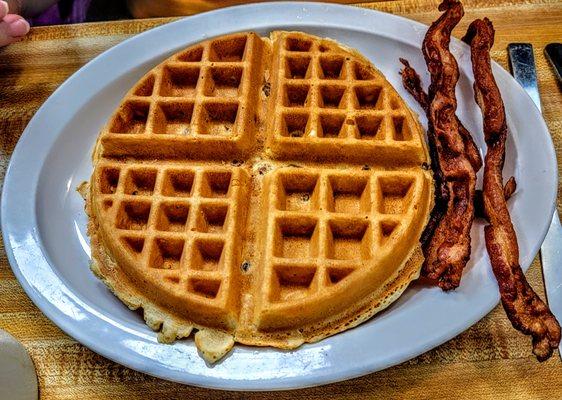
0, 0, 30, 47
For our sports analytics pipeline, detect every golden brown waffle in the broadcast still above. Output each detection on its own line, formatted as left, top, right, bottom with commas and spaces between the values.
86, 31, 433, 362
100, 33, 263, 159
267, 32, 425, 164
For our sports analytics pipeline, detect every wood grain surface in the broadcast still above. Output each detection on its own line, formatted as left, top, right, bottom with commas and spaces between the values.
1, 0, 561, 398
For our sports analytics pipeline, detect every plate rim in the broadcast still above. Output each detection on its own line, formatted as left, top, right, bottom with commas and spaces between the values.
1, 1, 557, 391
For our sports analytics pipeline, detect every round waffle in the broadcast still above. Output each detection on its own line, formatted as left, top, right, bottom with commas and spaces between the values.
85, 31, 433, 362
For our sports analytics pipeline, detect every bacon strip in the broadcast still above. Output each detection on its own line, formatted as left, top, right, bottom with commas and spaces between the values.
400, 58, 449, 249
474, 176, 516, 219
411, 0, 478, 290
400, 60, 515, 219
400, 59, 482, 172
463, 18, 561, 361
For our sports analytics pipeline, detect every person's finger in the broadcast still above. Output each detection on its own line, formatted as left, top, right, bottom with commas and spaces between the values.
0, 18, 29, 47
0, 27, 17, 46
0, 1, 8, 20
4, 13, 23, 24
6, 16, 29, 36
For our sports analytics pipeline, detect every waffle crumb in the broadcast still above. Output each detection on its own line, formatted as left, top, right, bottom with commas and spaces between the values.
195, 329, 235, 363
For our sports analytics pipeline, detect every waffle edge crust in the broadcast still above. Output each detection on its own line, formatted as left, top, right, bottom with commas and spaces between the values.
85, 31, 433, 362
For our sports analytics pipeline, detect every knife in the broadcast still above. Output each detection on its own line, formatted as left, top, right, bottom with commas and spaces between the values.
508, 43, 562, 359
546, 44, 562, 84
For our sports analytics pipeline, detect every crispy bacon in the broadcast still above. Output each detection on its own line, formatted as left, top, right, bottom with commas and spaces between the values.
406, 0, 478, 290
464, 18, 561, 361
400, 59, 516, 220
474, 177, 516, 219
400, 58, 449, 249
400, 59, 482, 172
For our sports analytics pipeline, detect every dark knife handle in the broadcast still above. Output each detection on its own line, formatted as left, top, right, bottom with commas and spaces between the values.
545, 43, 562, 85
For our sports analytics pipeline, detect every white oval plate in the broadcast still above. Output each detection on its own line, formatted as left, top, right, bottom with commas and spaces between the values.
2, 2, 557, 391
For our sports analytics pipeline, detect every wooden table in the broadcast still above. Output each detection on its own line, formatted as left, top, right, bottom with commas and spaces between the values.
1, 0, 561, 398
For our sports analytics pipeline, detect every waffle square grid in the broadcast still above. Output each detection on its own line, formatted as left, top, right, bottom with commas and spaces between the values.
267, 33, 425, 164
100, 33, 263, 159
261, 168, 423, 306
95, 162, 248, 303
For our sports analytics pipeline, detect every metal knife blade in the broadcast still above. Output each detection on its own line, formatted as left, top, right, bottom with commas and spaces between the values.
508, 43, 562, 359
508, 44, 542, 111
